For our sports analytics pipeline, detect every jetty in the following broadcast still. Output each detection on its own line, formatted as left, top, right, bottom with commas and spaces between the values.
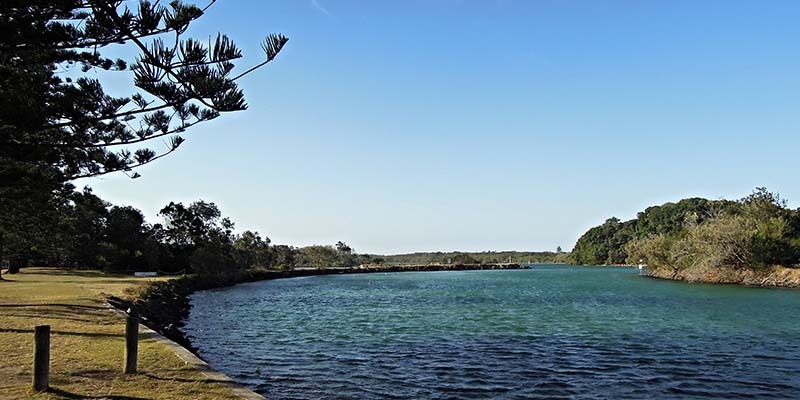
294, 263, 528, 274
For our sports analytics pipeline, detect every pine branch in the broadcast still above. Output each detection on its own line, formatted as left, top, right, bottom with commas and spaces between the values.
72, 118, 203, 148
47, 101, 175, 130
231, 34, 288, 81
68, 145, 179, 180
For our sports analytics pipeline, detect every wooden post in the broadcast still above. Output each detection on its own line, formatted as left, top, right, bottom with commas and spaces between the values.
32, 325, 50, 392
0, 231, 4, 280
123, 308, 138, 374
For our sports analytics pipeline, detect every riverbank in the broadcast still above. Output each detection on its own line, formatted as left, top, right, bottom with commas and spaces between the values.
0, 268, 243, 399
647, 265, 800, 288
119, 263, 526, 353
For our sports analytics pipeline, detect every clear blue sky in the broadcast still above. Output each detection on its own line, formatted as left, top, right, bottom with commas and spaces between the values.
85, 0, 800, 254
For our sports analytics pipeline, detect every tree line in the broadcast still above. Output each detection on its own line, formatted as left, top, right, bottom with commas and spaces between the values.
380, 250, 569, 265
568, 188, 800, 274
0, 184, 371, 275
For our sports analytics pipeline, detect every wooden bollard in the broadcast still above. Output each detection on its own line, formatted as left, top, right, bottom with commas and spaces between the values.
123, 308, 138, 374
32, 325, 50, 391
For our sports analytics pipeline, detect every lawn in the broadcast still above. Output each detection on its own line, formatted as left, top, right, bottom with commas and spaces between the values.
0, 268, 239, 400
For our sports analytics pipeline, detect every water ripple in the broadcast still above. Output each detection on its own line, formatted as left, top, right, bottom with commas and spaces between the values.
185, 267, 800, 399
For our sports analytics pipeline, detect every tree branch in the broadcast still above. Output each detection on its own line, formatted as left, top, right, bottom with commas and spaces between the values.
47, 101, 174, 130
75, 118, 203, 148
68, 145, 179, 180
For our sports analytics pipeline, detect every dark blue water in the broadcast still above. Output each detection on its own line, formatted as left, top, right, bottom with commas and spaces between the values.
185, 266, 800, 399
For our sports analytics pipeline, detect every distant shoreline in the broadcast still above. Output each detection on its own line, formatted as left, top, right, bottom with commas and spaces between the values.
646, 265, 800, 288
123, 262, 800, 368
571, 263, 800, 287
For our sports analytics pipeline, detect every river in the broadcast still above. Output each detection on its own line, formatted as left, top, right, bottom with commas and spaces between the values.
185, 265, 800, 399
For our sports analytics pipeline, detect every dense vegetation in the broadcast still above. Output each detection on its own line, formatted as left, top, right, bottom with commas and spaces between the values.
569, 188, 800, 275
569, 197, 733, 265
0, 1, 285, 278
0, 186, 372, 275
381, 250, 569, 265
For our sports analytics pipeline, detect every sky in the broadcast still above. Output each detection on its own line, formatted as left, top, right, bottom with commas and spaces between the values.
84, 0, 800, 255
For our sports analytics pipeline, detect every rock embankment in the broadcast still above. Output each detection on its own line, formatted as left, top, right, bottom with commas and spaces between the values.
648, 265, 800, 288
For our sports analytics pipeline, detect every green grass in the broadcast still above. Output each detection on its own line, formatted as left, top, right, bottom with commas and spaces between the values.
0, 268, 239, 400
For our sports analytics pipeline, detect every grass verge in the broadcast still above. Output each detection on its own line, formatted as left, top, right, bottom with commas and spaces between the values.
0, 268, 239, 400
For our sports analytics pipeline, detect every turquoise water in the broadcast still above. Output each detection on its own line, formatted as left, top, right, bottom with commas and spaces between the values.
185, 266, 800, 399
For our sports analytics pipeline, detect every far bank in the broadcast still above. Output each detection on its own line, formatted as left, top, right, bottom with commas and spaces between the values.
647, 265, 800, 288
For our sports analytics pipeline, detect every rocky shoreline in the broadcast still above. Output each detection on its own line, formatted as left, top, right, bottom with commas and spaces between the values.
107, 263, 526, 354
647, 265, 800, 288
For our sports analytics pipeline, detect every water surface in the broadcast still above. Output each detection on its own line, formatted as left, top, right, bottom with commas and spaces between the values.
185, 266, 800, 399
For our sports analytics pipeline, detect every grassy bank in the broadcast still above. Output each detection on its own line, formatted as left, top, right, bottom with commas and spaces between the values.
0, 268, 240, 400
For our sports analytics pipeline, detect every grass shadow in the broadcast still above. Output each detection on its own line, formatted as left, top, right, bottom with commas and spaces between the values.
0, 303, 117, 325
0, 327, 121, 338
45, 387, 151, 400
0, 303, 107, 310
22, 269, 116, 277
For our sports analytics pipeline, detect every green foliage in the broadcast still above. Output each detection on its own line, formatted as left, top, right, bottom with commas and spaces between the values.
685, 214, 756, 269
0, 1, 287, 277
569, 197, 739, 265
297, 245, 340, 269
159, 201, 234, 247
234, 231, 273, 269
1, 187, 278, 276
105, 205, 149, 268
190, 238, 237, 276
0, 171, 75, 273
450, 253, 479, 264
295, 241, 368, 269
570, 217, 633, 265
0, 0, 287, 181
611, 188, 800, 274
157, 200, 236, 273
271, 244, 298, 270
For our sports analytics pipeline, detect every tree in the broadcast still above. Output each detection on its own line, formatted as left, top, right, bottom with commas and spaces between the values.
569, 217, 632, 265
106, 206, 147, 258
105, 205, 152, 270
298, 245, 339, 269
159, 201, 233, 246
233, 230, 272, 269
271, 244, 297, 271
737, 188, 798, 266
620, 188, 800, 278
190, 236, 236, 276
158, 200, 234, 273
1, 0, 287, 182
624, 234, 688, 278
1, 1, 287, 272
741, 187, 787, 220
65, 187, 111, 267
335, 241, 353, 255
569, 198, 739, 266
686, 215, 755, 270
451, 253, 479, 265
0, 178, 75, 273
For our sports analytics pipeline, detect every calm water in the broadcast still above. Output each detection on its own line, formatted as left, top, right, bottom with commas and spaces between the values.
185, 266, 800, 399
